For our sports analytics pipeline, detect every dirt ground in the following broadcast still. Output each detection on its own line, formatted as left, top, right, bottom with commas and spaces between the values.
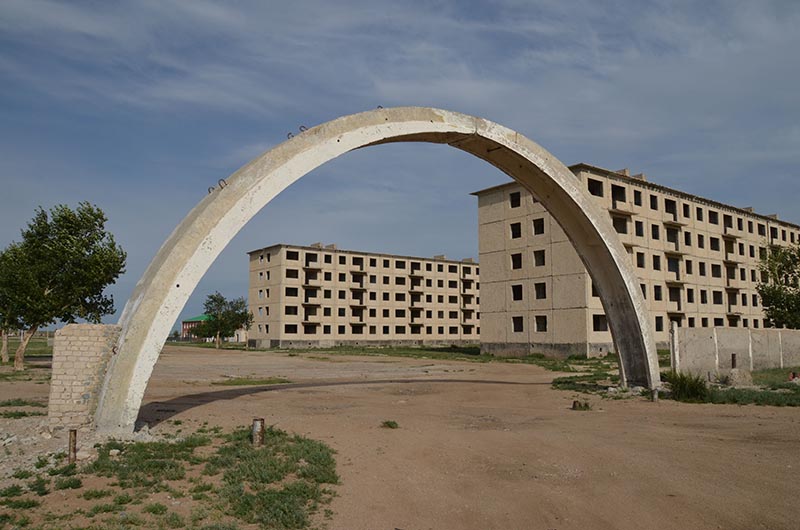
3, 345, 800, 530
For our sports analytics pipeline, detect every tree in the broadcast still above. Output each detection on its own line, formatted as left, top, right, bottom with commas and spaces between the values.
193, 292, 253, 349
0, 203, 126, 370
757, 243, 800, 329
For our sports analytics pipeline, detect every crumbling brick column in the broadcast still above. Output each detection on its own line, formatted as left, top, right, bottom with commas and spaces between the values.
48, 324, 121, 429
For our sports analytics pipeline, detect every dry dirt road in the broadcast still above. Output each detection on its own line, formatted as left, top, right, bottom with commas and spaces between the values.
4, 345, 800, 530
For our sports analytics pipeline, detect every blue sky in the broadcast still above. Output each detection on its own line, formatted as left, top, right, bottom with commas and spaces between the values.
2, 0, 799, 329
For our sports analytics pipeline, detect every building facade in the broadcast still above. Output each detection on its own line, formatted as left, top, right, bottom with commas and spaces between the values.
247, 243, 480, 348
474, 163, 800, 358
181, 315, 209, 339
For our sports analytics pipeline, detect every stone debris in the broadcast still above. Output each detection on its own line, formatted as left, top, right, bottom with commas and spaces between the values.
727, 368, 754, 387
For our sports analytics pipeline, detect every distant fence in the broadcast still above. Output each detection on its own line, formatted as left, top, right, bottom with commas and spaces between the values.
670, 323, 800, 375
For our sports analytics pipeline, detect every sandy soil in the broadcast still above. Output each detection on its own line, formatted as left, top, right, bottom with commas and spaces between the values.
3, 345, 800, 530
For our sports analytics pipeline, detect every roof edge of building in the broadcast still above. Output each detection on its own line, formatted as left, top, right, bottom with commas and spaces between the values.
247, 243, 478, 265
470, 163, 800, 230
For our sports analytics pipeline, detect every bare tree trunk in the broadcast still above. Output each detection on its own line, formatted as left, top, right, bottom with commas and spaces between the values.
14, 326, 37, 371
0, 329, 8, 364
215, 331, 221, 349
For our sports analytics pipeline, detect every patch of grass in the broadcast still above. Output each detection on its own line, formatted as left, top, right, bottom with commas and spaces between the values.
6, 336, 53, 357
189, 482, 213, 494
752, 366, 800, 389
657, 349, 672, 368
86, 434, 211, 488
34, 455, 48, 469
661, 371, 709, 402
0, 410, 46, 419
162, 511, 186, 528
5, 426, 338, 529
87, 503, 120, 517
11, 469, 32, 480
0, 485, 23, 498
142, 502, 168, 515
707, 387, 800, 407
552, 371, 620, 394
113, 492, 132, 505
207, 425, 338, 527
54, 476, 82, 490
0, 399, 45, 408
1, 497, 40, 509
82, 489, 113, 500
0, 370, 50, 382
27, 476, 49, 496
211, 376, 292, 386
48, 463, 76, 476
380, 420, 399, 429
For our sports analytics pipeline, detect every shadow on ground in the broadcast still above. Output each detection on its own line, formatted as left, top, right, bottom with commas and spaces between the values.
137, 378, 547, 428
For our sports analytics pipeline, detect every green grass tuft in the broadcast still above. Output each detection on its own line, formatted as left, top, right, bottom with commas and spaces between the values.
380, 420, 399, 429
54, 476, 82, 490
142, 502, 168, 515
0, 399, 46, 408
0, 485, 23, 498
1, 497, 40, 509
661, 371, 709, 402
27, 476, 49, 496
81, 489, 113, 500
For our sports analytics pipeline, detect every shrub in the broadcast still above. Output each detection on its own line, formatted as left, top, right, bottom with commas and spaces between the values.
662, 371, 708, 402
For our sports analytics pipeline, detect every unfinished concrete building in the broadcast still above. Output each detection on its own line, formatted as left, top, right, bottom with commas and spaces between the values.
247, 243, 480, 348
474, 163, 800, 358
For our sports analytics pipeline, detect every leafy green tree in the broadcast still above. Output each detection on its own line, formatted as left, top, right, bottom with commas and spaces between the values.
757, 243, 800, 329
194, 292, 253, 349
0, 203, 126, 370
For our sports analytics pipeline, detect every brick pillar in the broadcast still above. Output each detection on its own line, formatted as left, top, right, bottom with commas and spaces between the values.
48, 324, 121, 429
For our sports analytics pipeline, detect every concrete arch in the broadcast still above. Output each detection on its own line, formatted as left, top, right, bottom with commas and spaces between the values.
95, 107, 660, 434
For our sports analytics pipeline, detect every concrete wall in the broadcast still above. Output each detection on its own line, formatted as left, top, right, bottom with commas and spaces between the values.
673, 326, 800, 376
48, 324, 121, 429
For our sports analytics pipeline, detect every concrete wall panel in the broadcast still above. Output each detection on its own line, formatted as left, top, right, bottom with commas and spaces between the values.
716, 328, 751, 370
780, 331, 800, 367
750, 331, 781, 370
679, 328, 718, 375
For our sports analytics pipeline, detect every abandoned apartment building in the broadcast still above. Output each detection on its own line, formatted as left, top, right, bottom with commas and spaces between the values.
473, 163, 800, 358
247, 243, 480, 348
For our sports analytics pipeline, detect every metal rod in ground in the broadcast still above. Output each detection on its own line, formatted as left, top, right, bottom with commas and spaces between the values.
68, 429, 77, 464
252, 418, 265, 446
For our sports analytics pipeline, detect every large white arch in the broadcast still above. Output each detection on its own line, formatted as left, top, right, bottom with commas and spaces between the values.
95, 107, 660, 434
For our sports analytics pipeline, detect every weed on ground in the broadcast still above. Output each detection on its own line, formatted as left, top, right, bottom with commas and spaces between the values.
660, 368, 800, 407
0, 425, 338, 529
0, 399, 46, 408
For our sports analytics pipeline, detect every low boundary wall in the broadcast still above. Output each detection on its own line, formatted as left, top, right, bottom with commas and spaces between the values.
670, 323, 800, 376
